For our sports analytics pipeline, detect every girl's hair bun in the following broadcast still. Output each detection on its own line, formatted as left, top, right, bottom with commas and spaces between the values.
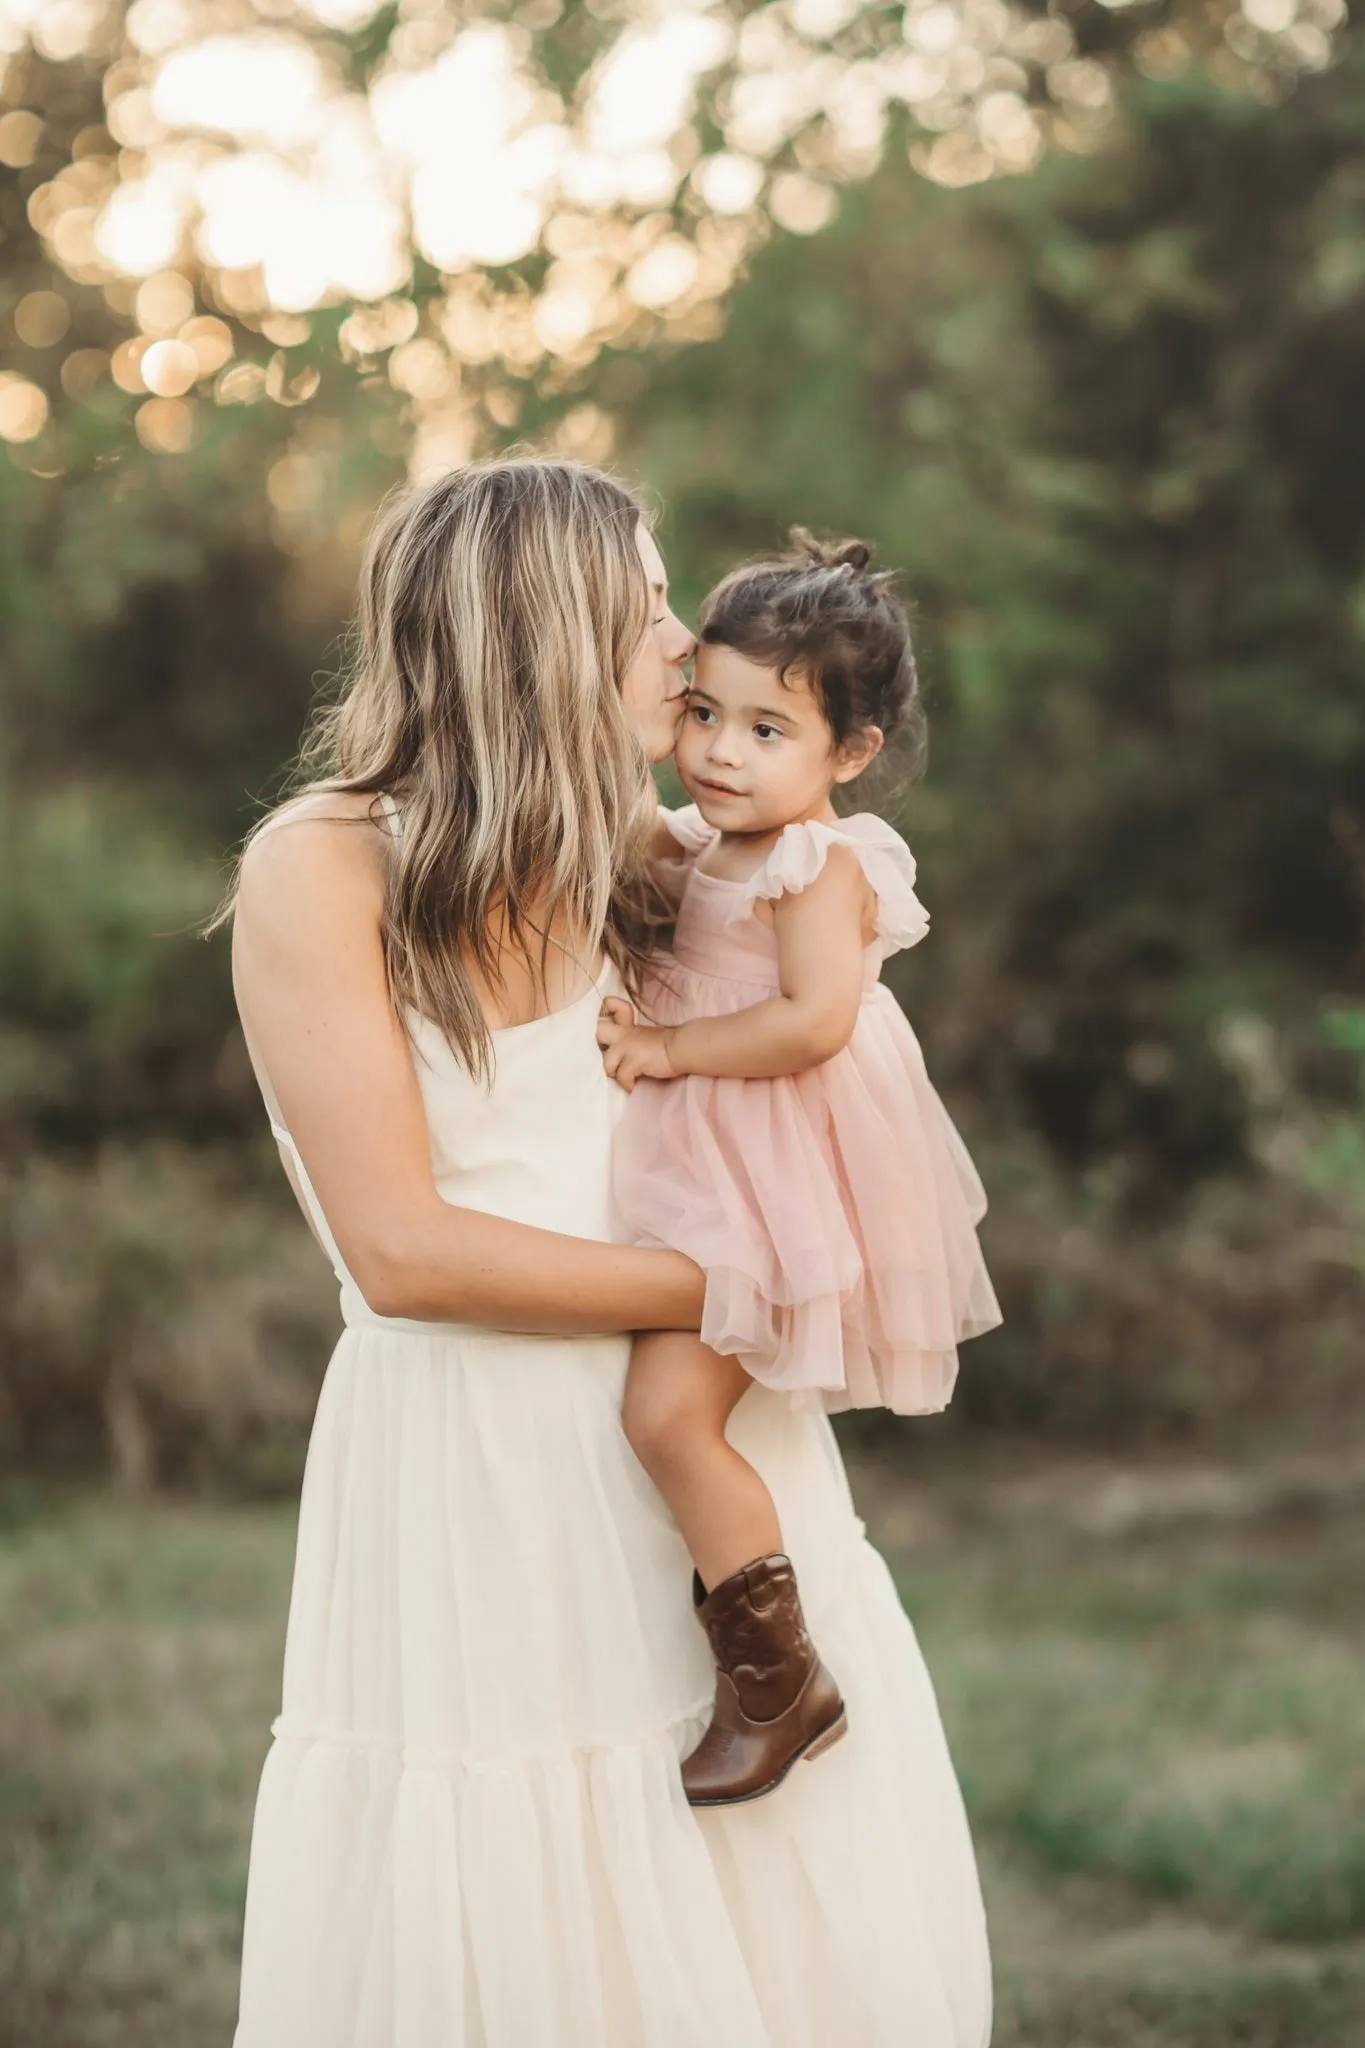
789, 527, 873, 575
698, 524, 921, 774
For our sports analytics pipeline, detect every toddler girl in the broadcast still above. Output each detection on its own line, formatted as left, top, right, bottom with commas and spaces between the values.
597, 531, 1000, 1807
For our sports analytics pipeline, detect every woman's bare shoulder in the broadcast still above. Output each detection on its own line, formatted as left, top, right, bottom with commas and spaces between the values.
236, 791, 390, 931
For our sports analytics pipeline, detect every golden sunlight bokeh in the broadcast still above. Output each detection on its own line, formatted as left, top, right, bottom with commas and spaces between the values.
0, 0, 1344, 465
0, 367, 49, 439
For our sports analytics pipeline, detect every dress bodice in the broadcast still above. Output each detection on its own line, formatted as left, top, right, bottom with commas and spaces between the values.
662, 796, 932, 1000
672, 868, 883, 994
254, 788, 626, 1325
272, 969, 625, 1330
403, 967, 626, 1239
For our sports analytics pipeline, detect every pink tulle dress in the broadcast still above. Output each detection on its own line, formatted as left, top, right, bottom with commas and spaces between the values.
613, 805, 1002, 1415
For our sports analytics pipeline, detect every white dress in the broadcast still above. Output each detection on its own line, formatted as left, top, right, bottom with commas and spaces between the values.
235, 906, 993, 2046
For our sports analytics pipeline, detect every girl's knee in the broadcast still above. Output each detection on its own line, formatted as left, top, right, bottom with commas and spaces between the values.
622, 1374, 714, 1476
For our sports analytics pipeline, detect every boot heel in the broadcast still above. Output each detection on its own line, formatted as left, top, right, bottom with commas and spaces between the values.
804, 1708, 848, 1762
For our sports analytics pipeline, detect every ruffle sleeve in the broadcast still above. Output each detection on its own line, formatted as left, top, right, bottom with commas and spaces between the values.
658, 803, 716, 856
650, 804, 717, 911
730, 814, 929, 958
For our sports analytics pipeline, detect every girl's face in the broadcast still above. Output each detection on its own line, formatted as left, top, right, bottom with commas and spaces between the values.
675, 642, 882, 837
619, 522, 695, 763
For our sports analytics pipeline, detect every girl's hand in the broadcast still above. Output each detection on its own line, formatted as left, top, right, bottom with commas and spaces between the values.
597, 997, 678, 1092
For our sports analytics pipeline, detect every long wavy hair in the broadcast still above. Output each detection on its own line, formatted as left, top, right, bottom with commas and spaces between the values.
222, 458, 661, 1079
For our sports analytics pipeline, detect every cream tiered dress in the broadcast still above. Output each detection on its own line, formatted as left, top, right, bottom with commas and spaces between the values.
234, 820, 993, 2048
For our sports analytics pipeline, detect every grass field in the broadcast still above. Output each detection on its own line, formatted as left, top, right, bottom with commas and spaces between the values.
2, 1446, 1362, 2047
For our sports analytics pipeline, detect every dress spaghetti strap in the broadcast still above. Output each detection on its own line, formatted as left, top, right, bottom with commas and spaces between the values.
377, 792, 402, 846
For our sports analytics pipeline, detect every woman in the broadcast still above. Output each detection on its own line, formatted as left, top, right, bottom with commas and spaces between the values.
230, 458, 991, 2047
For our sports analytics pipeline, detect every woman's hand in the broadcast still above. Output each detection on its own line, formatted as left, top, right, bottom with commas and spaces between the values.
597, 997, 678, 1092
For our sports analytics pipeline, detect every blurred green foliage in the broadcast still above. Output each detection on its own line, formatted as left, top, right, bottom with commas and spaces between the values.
3, 27, 1365, 1481
615, 60, 1365, 1197
1303, 1005, 1365, 1212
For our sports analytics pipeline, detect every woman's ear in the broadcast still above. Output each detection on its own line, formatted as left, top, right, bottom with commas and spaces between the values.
833, 725, 884, 785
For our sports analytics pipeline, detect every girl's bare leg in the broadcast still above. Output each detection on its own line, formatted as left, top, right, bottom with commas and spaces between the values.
623, 1329, 782, 1591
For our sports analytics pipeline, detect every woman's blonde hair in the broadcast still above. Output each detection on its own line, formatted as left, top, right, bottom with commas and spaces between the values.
226, 457, 660, 1078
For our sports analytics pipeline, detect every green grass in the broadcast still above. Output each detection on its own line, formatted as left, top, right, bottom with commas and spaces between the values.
915, 1546, 1365, 1940
1, 1462, 1363, 2046
886, 1462, 1365, 2045
0, 1494, 292, 2048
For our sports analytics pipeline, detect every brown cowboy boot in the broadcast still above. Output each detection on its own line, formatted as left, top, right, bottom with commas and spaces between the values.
681, 1553, 847, 1807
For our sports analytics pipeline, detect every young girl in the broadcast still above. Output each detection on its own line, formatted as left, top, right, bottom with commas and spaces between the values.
597, 531, 1001, 1808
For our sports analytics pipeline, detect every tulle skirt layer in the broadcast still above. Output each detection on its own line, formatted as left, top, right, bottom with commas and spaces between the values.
615, 971, 1002, 1414
234, 1322, 992, 2047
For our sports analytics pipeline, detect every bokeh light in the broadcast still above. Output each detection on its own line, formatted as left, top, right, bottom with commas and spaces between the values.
95, 172, 187, 276
215, 360, 267, 405
0, 0, 1346, 458
141, 337, 198, 396
111, 334, 153, 393
769, 173, 839, 236
134, 392, 195, 451
693, 153, 765, 216
135, 270, 195, 333
60, 346, 109, 400
179, 314, 232, 377
152, 34, 326, 149
0, 108, 42, 167
0, 371, 50, 441
15, 290, 71, 348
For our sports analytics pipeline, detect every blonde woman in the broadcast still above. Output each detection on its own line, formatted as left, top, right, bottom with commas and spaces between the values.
229, 459, 991, 2048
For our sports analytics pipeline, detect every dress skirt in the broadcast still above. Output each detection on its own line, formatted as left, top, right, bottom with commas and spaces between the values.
233, 1318, 992, 2047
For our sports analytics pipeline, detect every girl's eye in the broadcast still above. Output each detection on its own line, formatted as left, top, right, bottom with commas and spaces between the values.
691, 704, 715, 724
754, 723, 780, 741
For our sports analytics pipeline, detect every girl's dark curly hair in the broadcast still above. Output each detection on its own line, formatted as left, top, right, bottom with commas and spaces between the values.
696, 528, 925, 776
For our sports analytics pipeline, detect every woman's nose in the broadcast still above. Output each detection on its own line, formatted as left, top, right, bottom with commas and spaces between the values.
665, 614, 696, 667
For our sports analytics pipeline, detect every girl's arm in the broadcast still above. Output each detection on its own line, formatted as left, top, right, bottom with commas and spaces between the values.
599, 843, 870, 1088
232, 805, 704, 1332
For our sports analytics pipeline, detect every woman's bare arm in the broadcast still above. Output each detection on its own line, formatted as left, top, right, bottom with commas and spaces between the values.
598, 845, 871, 1088
232, 804, 703, 1332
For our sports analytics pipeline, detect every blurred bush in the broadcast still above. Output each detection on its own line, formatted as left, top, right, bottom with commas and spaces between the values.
0, 1144, 337, 1493
619, 52, 1365, 1211
0, 783, 229, 1140
957, 1130, 1365, 1442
